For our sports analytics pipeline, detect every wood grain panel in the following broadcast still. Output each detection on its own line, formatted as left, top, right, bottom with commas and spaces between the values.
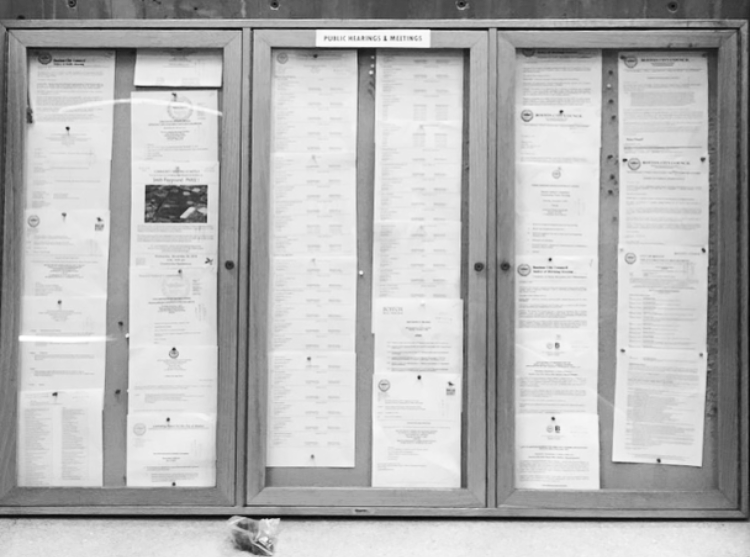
3, 0, 749, 20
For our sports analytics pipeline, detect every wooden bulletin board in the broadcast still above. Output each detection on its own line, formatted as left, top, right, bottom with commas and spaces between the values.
0, 19, 747, 518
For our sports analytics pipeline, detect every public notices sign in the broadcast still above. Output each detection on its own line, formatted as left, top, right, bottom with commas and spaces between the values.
316, 29, 430, 48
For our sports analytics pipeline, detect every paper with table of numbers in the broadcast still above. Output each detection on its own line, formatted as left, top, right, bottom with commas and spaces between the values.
17, 389, 104, 487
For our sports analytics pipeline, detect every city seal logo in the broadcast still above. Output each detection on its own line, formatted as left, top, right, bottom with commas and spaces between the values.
37, 51, 52, 65
520, 109, 534, 122
624, 252, 637, 265
133, 423, 147, 436
168, 94, 193, 121
623, 55, 638, 69
517, 263, 532, 277
27, 215, 40, 228
277, 52, 289, 64
378, 379, 391, 392
161, 274, 190, 297
552, 168, 562, 179
169, 347, 179, 359
627, 157, 641, 171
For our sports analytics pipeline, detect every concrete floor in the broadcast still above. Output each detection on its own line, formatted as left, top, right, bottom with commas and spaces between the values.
1, 518, 749, 557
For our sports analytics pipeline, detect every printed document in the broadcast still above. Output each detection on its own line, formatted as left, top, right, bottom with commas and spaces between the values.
515, 413, 600, 490
613, 348, 706, 466
130, 161, 219, 268
619, 51, 708, 155
515, 163, 600, 256
126, 412, 216, 487
129, 266, 217, 347
270, 256, 357, 353
131, 90, 219, 161
372, 298, 463, 374
267, 351, 356, 467
18, 389, 103, 487
135, 48, 223, 87
372, 372, 462, 488
616, 245, 708, 352
128, 345, 217, 414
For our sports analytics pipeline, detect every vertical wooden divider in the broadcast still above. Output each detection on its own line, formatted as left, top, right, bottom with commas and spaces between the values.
353, 48, 377, 486
103, 49, 135, 487
485, 27, 498, 509
597, 50, 618, 489
494, 33, 516, 505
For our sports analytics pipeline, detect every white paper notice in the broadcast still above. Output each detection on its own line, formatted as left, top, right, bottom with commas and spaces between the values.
271, 153, 356, 257
135, 49, 222, 87
20, 295, 107, 341
271, 256, 357, 353
515, 50, 601, 165
373, 221, 461, 300
272, 49, 358, 154
23, 209, 110, 297
515, 413, 600, 490
26, 158, 110, 211
515, 256, 598, 332
516, 163, 600, 256
376, 51, 463, 122
20, 341, 106, 392
619, 51, 708, 156
516, 49, 603, 108
17, 389, 103, 487
613, 349, 706, 466
619, 154, 709, 247
28, 49, 115, 161
130, 161, 219, 268
29, 49, 115, 125
372, 299, 463, 374
515, 330, 598, 414
131, 90, 219, 161
617, 245, 708, 352
372, 373, 462, 488
267, 351, 356, 467
126, 412, 216, 487
128, 266, 217, 347
128, 345, 217, 414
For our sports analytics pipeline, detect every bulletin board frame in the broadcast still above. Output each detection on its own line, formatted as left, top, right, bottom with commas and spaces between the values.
246, 29, 489, 510
494, 29, 749, 518
0, 19, 745, 518
0, 28, 243, 510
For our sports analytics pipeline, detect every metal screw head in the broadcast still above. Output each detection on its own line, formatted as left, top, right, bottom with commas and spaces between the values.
474, 262, 485, 272
225, 260, 235, 270
500, 262, 511, 271
67, 0, 77, 7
